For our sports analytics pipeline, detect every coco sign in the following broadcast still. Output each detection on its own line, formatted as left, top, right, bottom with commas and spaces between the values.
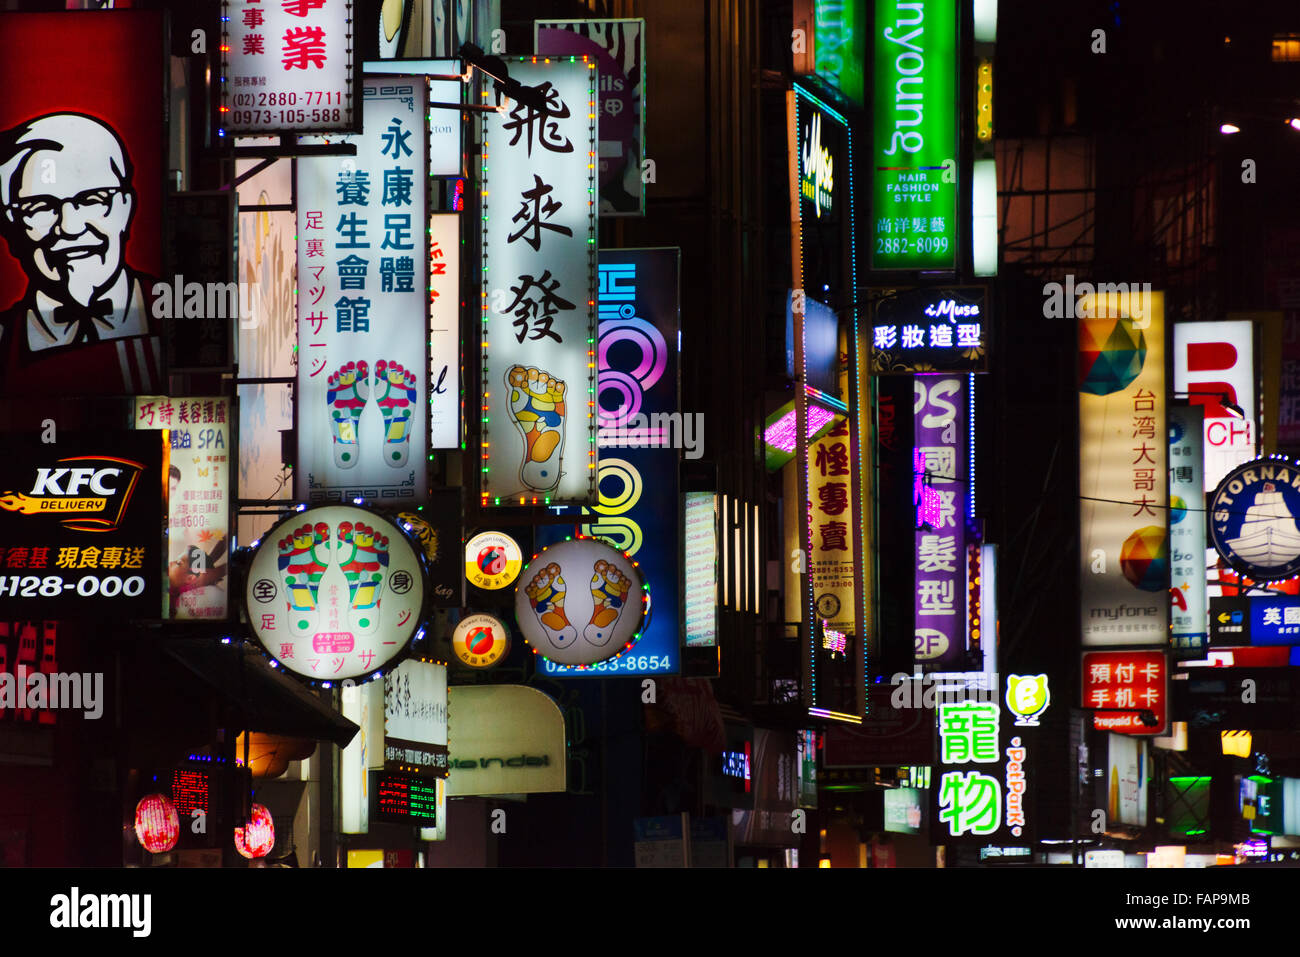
514, 537, 648, 667
245, 505, 425, 681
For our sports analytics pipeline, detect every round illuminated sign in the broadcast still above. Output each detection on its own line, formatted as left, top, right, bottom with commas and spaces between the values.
234, 803, 275, 860
134, 793, 179, 854
1210, 456, 1300, 582
514, 537, 648, 667
452, 613, 511, 669
465, 531, 522, 590
245, 505, 425, 681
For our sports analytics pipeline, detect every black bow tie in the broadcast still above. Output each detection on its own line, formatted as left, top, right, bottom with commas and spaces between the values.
52, 298, 114, 344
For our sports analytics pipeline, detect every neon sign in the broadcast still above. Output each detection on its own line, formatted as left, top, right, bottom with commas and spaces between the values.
801, 110, 834, 217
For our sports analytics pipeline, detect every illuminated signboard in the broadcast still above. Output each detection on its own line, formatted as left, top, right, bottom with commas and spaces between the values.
1210, 456, 1300, 583
914, 375, 967, 668
295, 77, 430, 504
513, 536, 648, 668
362, 59, 464, 178
934, 692, 1032, 842
1173, 321, 1255, 492
220, 0, 358, 135
451, 612, 510, 669
480, 58, 599, 506
1105, 734, 1149, 827
1081, 649, 1168, 736
244, 505, 426, 682
872, 287, 987, 374
0, 11, 166, 397
373, 770, 439, 825
384, 658, 448, 778
684, 491, 719, 648
1169, 405, 1207, 658
539, 248, 682, 676
813, 0, 865, 104
136, 396, 230, 620
810, 416, 858, 637
0, 432, 164, 618
1080, 290, 1167, 645
793, 85, 853, 300
446, 685, 567, 797
871, 0, 958, 271
536, 20, 647, 216
1005, 675, 1050, 727
464, 531, 522, 590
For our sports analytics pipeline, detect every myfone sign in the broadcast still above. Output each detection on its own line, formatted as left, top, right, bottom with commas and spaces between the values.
871, 0, 958, 271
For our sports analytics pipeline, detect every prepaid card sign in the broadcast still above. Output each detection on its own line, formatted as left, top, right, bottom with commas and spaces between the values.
481, 59, 598, 505
296, 77, 429, 505
871, 0, 958, 270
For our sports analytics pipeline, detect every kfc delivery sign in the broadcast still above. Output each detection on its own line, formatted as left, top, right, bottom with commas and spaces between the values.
1173, 321, 1255, 493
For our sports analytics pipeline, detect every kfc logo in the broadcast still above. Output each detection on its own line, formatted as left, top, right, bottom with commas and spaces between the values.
0, 112, 161, 394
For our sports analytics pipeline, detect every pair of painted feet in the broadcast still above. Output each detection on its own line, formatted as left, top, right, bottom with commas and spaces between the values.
506, 365, 566, 493
326, 360, 417, 469
523, 560, 632, 649
277, 521, 389, 638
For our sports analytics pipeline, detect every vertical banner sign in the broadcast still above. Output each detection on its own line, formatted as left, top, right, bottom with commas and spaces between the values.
537, 248, 681, 676
221, 0, 357, 135
536, 20, 647, 216
428, 213, 459, 450
935, 694, 1034, 842
1169, 405, 1207, 658
809, 417, 857, 637
296, 77, 429, 504
814, 0, 865, 104
0, 11, 166, 398
684, 492, 719, 647
914, 375, 966, 667
1080, 291, 1167, 646
480, 58, 598, 506
871, 0, 958, 271
384, 659, 449, 777
1173, 321, 1256, 493
362, 60, 464, 177
135, 397, 231, 621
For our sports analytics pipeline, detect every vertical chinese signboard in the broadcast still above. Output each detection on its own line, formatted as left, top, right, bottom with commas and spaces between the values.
135, 396, 231, 620
221, 0, 358, 135
871, 0, 958, 271
934, 694, 1034, 843
384, 658, 449, 778
1169, 404, 1207, 658
1081, 649, 1168, 736
914, 375, 966, 668
684, 491, 719, 648
480, 58, 598, 506
536, 20, 646, 216
296, 77, 429, 504
536, 248, 680, 677
809, 416, 857, 638
428, 213, 460, 450
1080, 291, 1167, 645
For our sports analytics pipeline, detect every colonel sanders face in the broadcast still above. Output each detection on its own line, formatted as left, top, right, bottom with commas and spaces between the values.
0, 113, 136, 309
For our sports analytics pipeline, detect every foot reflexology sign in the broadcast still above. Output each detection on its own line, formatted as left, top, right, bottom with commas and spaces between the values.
296, 76, 430, 504
480, 58, 599, 506
245, 505, 426, 682
514, 536, 647, 668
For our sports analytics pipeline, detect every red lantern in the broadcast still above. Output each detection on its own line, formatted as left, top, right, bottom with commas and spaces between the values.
234, 803, 275, 859
134, 793, 180, 854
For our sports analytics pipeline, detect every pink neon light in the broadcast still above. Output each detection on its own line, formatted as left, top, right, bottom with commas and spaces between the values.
765, 405, 838, 453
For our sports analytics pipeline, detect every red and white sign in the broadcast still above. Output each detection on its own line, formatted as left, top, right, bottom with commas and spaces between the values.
1173, 321, 1255, 492
221, 0, 356, 134
1082, 649, 1167, 735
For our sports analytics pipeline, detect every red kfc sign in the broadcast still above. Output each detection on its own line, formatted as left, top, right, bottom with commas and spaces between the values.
1081, 649, 1167, 736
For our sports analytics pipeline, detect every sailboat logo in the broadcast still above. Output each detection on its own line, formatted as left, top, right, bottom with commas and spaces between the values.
1211, 459, 1300, 581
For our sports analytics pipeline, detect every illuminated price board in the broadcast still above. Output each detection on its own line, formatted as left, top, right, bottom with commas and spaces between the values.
372, 771, 438, 826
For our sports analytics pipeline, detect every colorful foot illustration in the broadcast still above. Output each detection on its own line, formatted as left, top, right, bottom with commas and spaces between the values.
374, 359, 417, 468
277, 522, 331, 634
326, 361, 368, 469
506, 365, 566, 493
583, 560, 631, 647
523, 562, 578, 648
336, 520, 389, 636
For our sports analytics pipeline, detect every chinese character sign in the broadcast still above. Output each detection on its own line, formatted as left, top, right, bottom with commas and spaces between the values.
384, 659, 448, 778
135, 396, 231, 621
871, 287, 986, 374
222, 0, 356, 134
871, 0, 958, 270
428, 214, 459, 450
481, 59, 598, 505
244, 505, 425, 682
1168, 404, 1207, 657
536, 20, 647, 215
914, 375, 966, 667
296, 78, 429, 504
935, 694, 1034, 841
1082, 649, 1167, 735
809, 414, 857, 636
1080, 291, 1167, 645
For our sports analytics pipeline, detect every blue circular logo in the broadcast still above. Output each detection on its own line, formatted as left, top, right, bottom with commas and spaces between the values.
1210, 457, 1300, 582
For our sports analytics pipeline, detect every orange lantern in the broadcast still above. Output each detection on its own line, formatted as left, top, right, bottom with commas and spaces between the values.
134, 793, 180, 854
234, 803, 275, 859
